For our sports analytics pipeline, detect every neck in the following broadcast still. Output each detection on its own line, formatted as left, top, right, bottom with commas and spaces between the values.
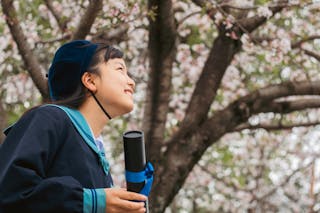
78, 97, 109, 138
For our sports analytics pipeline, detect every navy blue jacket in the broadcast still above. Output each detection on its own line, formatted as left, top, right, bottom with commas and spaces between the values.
0, 106, 113, 213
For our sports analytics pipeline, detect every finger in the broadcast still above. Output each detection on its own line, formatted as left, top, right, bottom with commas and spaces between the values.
120, 206, 146, 213
117, 190, 147, 201
123, 207, 146, 213
115, 199, 146, 210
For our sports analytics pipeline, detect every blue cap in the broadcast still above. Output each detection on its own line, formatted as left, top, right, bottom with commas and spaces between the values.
48, 40, 98, 100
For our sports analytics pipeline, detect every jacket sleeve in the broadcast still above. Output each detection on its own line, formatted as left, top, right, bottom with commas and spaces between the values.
83, 188, 106, 213
0, 107, 89, 213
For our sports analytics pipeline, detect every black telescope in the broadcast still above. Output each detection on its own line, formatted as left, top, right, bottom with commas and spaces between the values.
123, 130, 150, 212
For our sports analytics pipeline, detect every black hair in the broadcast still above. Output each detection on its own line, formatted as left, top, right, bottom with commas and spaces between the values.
49, 43, 124, 109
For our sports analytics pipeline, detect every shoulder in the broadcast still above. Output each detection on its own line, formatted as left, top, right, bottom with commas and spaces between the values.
5, 105, 72, 136
29, 104, 68, 116
23, 105, 70, 125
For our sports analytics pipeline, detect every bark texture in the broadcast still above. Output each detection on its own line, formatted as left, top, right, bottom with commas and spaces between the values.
1, 0, 48, 98
144, 0, 177, 165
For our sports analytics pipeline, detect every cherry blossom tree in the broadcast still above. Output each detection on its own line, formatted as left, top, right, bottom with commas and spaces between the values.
1, 0, 320, 212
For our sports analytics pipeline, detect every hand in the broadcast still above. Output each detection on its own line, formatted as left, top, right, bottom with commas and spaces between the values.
104, 188, 147, 213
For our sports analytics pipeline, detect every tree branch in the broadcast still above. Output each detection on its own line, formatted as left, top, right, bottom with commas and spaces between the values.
198, 164, 242, 192
301, 48, 320, 62
35, 34, 72, 45
252, 34, 320, 63
44, 0, 68, 32
251, 34, 320, 50
191, 0, 217, 20
1, 0, 48, 98
192, 0, 289, 34
177, 10, 202, 27
91, 23, 129, 44
257, 160, 313, 201
257, 98, 320, 114
173, 33, 241, 144
202, 80, 320, 140
220, 1, 311, 11
250, 81, 320, 103
72, 0, 103, 40
238, 0, 289, 33
235, 121, 320, 132
309, 161, 316, 212
249, 34, 320, 62
291, 35, 320, 49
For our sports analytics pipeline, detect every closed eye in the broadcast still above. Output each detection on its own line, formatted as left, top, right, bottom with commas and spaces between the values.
117, 67, 126, 73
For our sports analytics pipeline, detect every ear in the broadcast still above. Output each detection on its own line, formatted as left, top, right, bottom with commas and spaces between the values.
81, 72, 98, 93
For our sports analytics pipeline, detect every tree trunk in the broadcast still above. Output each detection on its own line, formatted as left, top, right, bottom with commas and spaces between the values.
149, 33, 241, 213
144, 0, 177, 178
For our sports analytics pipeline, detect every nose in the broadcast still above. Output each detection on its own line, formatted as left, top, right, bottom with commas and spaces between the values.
127, 75, 135, 90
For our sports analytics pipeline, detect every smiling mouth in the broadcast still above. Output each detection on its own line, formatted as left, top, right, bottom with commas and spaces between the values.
124, 89, 133, 95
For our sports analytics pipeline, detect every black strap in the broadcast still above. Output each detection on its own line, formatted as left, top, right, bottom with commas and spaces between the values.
91, 92, 112, 120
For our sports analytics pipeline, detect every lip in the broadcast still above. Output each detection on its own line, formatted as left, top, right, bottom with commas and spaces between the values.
124, 89, 133, 95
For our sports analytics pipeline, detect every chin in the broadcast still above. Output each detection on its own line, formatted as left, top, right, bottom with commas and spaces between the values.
125, 104, 134, 113
120, 103, 134, 115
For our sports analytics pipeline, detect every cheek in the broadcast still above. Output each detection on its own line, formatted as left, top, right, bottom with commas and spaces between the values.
105, 71, 125, 82
101, 80, 125, 99
106, 78, 124, 91
98, 72, 127, 97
